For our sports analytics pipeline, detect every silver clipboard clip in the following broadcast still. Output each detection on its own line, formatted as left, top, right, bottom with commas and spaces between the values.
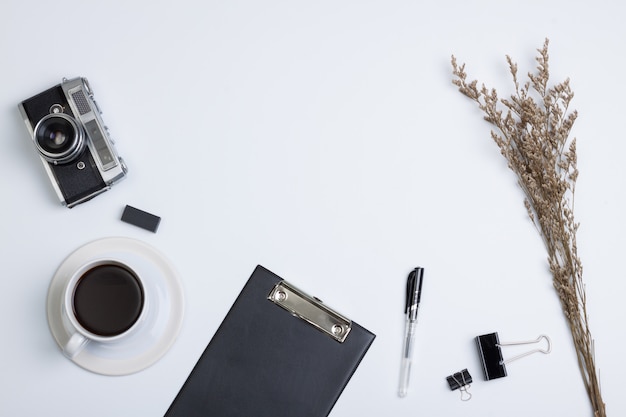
268, 280, 352, 343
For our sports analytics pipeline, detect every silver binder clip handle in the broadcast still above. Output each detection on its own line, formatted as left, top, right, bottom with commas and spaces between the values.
459, 385, 472, 401
498, 334, 552, 365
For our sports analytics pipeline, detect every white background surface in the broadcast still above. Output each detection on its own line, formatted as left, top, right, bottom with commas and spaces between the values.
1, 1, 624, 416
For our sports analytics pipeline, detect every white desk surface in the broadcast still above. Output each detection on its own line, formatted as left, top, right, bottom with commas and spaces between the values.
1, 1, 624, 416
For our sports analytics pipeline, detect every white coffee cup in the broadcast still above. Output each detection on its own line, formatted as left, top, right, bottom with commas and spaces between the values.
62, 259, 148, 358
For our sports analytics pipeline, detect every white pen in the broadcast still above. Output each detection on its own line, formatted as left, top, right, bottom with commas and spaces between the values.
398, 267, 424, 397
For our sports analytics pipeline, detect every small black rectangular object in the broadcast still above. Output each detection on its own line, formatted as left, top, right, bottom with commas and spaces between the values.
121, 205, 161, 232
446, 368, 473, 391
476, 332, 507, 380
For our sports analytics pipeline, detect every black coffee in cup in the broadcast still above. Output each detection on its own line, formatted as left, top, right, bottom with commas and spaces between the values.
72, 264, 144, 337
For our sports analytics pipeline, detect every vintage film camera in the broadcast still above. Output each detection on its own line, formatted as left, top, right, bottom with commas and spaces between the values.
18, 77, 127, 208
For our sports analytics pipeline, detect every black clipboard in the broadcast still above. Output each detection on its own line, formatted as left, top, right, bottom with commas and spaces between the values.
164, 265, 375, 417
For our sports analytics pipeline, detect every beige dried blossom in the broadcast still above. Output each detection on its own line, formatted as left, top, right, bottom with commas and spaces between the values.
451, 39, 606, 417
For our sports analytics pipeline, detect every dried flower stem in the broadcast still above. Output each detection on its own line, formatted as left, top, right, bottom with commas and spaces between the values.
451, 39, 606, 417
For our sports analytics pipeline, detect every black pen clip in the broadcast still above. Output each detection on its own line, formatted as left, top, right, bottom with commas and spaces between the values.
405, 267, 424, 319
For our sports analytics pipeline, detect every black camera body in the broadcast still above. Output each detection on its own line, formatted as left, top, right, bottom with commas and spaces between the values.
18, 77, 127, 208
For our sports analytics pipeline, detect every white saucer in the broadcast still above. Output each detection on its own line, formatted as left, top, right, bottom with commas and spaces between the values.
46, 237, 184, 376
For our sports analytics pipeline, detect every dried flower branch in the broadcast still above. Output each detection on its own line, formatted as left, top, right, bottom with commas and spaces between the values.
451, 39, 606, 417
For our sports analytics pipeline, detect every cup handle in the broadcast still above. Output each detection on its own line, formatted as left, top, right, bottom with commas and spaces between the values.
63, 332, 89, 358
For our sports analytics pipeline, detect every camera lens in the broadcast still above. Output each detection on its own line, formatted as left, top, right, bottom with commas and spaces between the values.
34, 113, 85, 163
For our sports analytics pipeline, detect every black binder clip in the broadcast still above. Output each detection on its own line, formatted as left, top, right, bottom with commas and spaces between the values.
476, 332, 552, 381
446, 369, 472, 401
